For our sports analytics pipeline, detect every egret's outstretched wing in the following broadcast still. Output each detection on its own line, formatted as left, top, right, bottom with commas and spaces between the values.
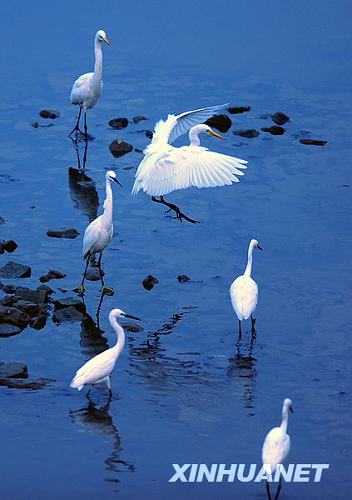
133, 146, 247, 197
151, 103, 229, 146
82, 215, 103, 259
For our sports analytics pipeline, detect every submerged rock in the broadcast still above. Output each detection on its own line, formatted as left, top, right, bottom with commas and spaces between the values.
177, 274, 191, 283
85, 268, 101, 281
227, 106, 251, 114
261, 125, 285, 135
205, 114, 232, 133
142, 275, 159, 291
109, 140, 133, 158
52, 306, 85, 323
0, 323, 23, 337
47, 228, 80, 239
272, 112, 289, 125
0, 377, 53, 390
39, 109, 60, 119
39, 269, 67, 283
0, 362, 28, 379
0, 261, 31, 279
54, 298, 86, 313
132, 115, 147, 124
233, 129, 260, 138
108, 117, 129, 129
299, 139, 327, 146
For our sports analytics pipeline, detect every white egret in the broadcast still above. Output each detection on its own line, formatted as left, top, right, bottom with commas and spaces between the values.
131, 104, 247, 223
75, 170, 121, 296
230, 238, 262, 337
69, 29, 110, 139
70, 308, 141, 396
262, 398, 294, 500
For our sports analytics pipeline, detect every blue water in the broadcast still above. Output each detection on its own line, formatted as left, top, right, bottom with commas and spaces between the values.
0, 1, 351, 498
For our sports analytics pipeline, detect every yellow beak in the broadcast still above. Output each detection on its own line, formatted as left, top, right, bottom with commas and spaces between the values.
102, 36, 111, 46
207, 129, 225, 140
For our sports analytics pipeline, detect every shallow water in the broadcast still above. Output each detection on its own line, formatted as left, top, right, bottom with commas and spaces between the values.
0, 1, 352, 499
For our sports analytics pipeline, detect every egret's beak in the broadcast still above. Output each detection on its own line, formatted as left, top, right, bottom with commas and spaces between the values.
289, 406, 294, 414
257, 244, 263, 251
122, 313, 141, 321
102, 36, 111, 46
206, 129, 225, 140
111, 177, 123, 188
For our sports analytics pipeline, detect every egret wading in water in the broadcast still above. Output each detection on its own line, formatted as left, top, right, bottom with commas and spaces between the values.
262, 398, 294, 500
132, 104, 247, 223
75, 170, 121, 296
230, 239, 262, 338
70, 308, 141, 396
69, 30, 110, 140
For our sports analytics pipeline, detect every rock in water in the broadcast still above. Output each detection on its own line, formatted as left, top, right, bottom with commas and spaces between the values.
108, 117, 129, 129
261, 126, 285, 135
227, 106, 251, 114
0, 362, 28, 379
109, 140, 133, 158
0, 262, 31, 279
177, 275, 191, 283
39, 269, 67, 283
47, 228, 80, 239
142, 275, 159, 291
272, 112, 289, 125
299, 139, 327, 146
205, 114, 232, 133
39, 109, 60, 119
233, 129, 260, 138
132, 116, 147, 124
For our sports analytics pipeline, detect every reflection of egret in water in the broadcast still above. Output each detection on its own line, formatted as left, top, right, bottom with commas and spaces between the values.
79, 293, 109, 357
68, 140, 99, 223
227, 336, 257, 410
69, 400, 135, 487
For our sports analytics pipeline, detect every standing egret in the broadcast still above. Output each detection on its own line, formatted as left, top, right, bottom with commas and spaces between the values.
69, 29, 110, 139
132, 104, 247, 223
230, 239, 262, 337
262, 398, 294, 500
70, 308, 141, 396
75, 170, 121, 296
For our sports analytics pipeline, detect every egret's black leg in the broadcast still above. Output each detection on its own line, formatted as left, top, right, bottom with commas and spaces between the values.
84, 112, 88, 139
266, 480, 272, 500
98, 252, 105, 287
251, 314, 256, 337
238, 320, 242, 340
151, 196, 200, 224
69, 107, 82, 138
82, 138, 88, 170
73, 256, 90, 295
274, 476, 282, 500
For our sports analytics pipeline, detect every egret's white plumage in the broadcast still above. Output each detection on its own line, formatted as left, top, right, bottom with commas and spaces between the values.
69, 30, 110, 137
230, 239, 262, 333
262, 398, 293, 475
76, 170, 120, 294
132, 105, 247, 197
70, 308, 140, 393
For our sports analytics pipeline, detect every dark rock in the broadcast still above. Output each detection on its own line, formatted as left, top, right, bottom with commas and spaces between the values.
0, 362, 28, 379
47, 228, 80, 239
0, 377, 53, 390
31, 122, 40, 128
233, 129, 260, 138
0, 323, 23, 337
14, 300, 43, 318
272, 112, 289, 125
177, 274, 191, 283
109, 140, 133, 158
145, 130, 153, 139
39, 269, 67, 283
1, 285, 51, 304
108, 117, 129, 129
0, 304, 30, 328
3, 240, 18, 253
37, 284, 54, 296
30, 312, 48, 330
54, 298, 86, 314
122, 322, 144, 333
132, 116, 147, 124
0, 216, 4, 225
52, 306, 85, 323
142, 275, 159, 291
0, 261, 31, 279
261, 125, 285, 135
39, 109, 60, 119
299, 139, 327, 146
86, 268, 101, 281
227, 106, 251, 114
205, 114, 232, 133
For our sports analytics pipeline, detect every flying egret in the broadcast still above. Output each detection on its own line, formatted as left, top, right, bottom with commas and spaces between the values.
75, 170, 121, 296
230, 239, 262, 337
70, 308, 141, 396
69, 29, 110, 139
131, 104, 247, 223
262, 398, 294, 500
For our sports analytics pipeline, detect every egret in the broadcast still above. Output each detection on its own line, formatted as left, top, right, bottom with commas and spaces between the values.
131, 104, 247, 223
229, 238, 262, 337
75, 170, 121, 296
69, 29, 110, 139
262, 398, 294, 500
70, 308, 141, 396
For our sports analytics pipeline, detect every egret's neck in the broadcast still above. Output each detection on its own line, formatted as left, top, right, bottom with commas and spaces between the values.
102, 177, 113, 221
280, 406, 289, 433
189, 127, 201, 146
244, 243, 255, 276
93, 39, 103, 82
111, 319, 125, 358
